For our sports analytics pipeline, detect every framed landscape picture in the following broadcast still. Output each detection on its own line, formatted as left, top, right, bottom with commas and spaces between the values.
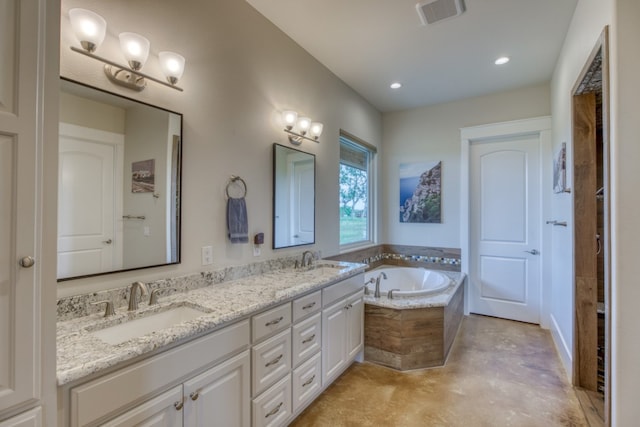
132, 159, 155, 193
553, 143, 567, 193
399, 161, 441, 223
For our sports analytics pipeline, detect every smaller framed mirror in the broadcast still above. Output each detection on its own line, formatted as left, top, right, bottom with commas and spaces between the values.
273, 144, 315, 249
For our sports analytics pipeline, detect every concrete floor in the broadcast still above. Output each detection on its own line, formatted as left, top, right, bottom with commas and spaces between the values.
291, 314, 587, 427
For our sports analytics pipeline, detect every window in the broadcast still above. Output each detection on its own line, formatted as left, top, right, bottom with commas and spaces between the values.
339, 133, 375, 246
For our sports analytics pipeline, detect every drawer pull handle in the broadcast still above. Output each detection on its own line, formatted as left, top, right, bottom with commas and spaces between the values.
190, 391, 199, 401
265, 354, 284, 367
174, 401, 184, 411
265, 402, 284, 418
265, 316, 284, 327
302, 334, 316, 344
302, 374, 316, 387
302, 302, 316, 310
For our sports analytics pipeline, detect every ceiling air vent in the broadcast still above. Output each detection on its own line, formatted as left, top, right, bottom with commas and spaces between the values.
416, 0, 466, 25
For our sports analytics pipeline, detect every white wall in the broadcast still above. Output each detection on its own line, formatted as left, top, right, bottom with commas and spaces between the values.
382, 83, 550, 247
58, 0, 381, 296
610, 0, 640, 423
548, 0, 613, 380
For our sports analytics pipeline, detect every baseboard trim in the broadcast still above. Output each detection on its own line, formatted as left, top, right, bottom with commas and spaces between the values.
550, 313, 573, 381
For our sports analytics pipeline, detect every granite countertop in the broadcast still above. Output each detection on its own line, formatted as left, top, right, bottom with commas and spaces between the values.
363, 270, 466, 309
57, 261, 365, 386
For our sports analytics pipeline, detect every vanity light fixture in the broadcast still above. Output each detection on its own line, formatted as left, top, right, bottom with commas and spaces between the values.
68, 8, 186, 92
282, 110, 323, 145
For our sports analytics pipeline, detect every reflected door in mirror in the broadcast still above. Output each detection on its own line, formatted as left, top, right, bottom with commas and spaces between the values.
273, 144, 315, 249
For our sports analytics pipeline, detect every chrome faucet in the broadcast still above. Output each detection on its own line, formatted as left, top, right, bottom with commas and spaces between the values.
374, 272, 388, 298
128, 281, 148, 311
300, 250, 314, 268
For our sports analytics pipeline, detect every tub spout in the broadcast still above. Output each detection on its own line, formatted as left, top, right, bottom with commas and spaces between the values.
374, 272, 388, 298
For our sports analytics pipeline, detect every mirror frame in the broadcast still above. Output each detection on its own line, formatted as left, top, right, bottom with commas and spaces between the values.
272, 143, 316, 249
58, 77, 183, 281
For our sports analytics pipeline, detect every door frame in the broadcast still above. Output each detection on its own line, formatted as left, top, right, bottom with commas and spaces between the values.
571, 27, 611, 424
461, 116, 552, 327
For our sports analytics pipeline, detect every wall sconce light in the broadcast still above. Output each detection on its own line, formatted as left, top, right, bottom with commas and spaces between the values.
68, 8, 185, 92
282, 110, 323, 145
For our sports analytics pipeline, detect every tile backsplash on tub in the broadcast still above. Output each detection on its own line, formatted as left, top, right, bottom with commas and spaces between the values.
327, 244, 461, 272
57, 251, 322, 321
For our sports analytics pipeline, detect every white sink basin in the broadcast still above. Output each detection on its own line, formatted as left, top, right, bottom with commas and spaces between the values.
91, 306, 206, 345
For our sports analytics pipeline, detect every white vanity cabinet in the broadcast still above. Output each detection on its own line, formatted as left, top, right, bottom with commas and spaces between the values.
321, 274, 364, 386
65, 321, 250, 427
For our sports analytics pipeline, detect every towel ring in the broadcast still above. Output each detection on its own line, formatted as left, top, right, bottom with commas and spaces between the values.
226, 175, 247, 199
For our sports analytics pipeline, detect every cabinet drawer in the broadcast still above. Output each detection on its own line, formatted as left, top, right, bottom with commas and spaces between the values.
70, 320, 249, 427
292, 313, 321, 368
292, 352, 322, 414
252, 329, 291, 397
252, 302, 291, 343
252, 375, 291, 427
292, 290, 321, 322
322, 273, 363, 307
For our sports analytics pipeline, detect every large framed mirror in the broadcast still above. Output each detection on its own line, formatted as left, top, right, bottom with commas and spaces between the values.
58, 78, 182, 280
273, 144, 315, 249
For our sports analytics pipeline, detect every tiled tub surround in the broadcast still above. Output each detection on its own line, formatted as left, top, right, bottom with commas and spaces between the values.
327, 244, 461, 272
363, 268, 465, 370
56, 258, 364, 386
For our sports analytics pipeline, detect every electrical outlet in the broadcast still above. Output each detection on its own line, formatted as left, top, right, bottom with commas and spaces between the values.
201, 246, 213, 265
143, 226, 150, 236
253, 246, 261, 257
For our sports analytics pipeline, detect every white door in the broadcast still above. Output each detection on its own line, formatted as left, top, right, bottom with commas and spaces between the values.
58, 123, 123, 279
0, 0, 43, 414
469, 136, 541, 323
292, 159, 314, 245
322, 300, 347, 386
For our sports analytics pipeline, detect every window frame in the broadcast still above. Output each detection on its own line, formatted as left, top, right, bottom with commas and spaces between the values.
339, 131, 376, 250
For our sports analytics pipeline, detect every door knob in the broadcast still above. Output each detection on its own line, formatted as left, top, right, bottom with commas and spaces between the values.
19, 256, 35, 268
524, 249, 540, 255
103, 239, 112, 244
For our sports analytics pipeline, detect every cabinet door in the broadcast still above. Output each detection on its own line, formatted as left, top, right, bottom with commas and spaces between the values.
183, 350, 250, 427
101, 386, 183, 427
0, 0, 43, 414
346, 294, 364, 360
321, 300, 347, 386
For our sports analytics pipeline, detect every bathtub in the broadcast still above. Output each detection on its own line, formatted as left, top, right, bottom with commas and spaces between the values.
364, 266, 451, 298
363, 266, 465, 370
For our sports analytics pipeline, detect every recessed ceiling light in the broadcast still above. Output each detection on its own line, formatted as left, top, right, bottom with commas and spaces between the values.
494, 56, 510, 65
390, 82, 402, 89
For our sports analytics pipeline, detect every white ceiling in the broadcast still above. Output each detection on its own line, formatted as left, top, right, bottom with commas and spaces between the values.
245, 0, 578, 112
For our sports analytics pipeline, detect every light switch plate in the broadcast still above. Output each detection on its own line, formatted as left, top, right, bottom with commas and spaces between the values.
201, 246, 213, 265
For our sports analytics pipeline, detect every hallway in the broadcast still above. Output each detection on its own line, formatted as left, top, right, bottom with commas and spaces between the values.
291, 315, 587, 426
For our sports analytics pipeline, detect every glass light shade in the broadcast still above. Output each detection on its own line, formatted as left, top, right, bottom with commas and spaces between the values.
282, 110, 298, 130
119, 32, 150, 70
69, 8, 107, 53
159, 51, 185, 85
309, 122, 323, 139
297, 117, 311, 134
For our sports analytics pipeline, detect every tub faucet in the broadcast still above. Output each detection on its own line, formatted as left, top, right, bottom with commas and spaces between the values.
374, 272, 388, 298
301, 250, 314, 268
128, 281, 148, 311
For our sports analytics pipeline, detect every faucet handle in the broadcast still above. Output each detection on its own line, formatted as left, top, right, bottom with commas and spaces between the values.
387, 289, 401, 300
91, 300, 116, 317
149, 287, 176, 305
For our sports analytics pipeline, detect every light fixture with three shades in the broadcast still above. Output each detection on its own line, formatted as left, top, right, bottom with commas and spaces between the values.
68, 8, 186, 92
282, 110, 323, 145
